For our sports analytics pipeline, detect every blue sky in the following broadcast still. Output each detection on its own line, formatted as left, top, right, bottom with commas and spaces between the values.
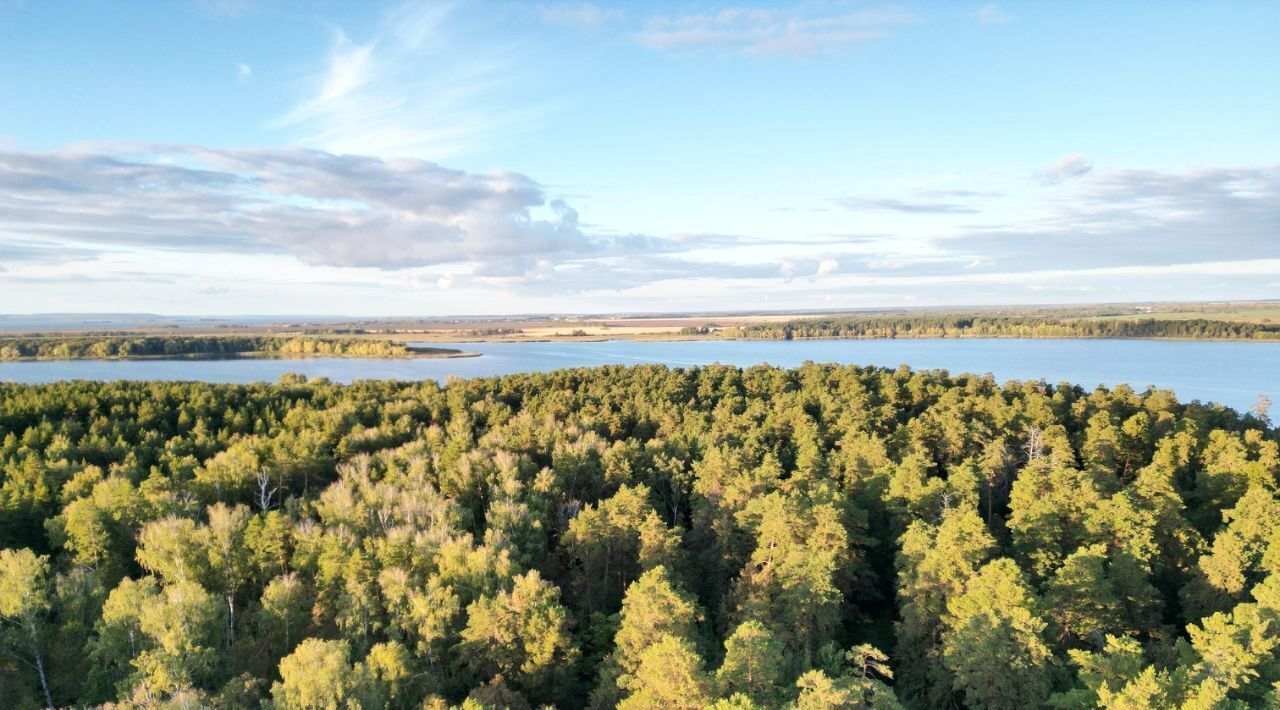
1, 0, 1277, 315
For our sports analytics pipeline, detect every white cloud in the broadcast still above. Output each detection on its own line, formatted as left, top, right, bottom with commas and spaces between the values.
3, 138, 1276, 309
975, 4, 1012, 25
654, 258, 1280, 298
0, 144, 615, 270
236, 63, 252, 78
274, 2, 543, 159
1034, 153, 1093, 185
634, 6, 914, 57
944, 164, 1280, 272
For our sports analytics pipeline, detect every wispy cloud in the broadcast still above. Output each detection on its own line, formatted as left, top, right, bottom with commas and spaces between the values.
942, 164, 1280, 271
1034, 153, 1093, 185
236, 63, 252, 78
633, 6, 914, 57
974, 4, 1012, 25
0, 239, 102, 265
835, 196, 979, 214
274, 2, 541, 159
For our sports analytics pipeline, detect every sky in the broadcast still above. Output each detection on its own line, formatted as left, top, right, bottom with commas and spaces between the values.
0, 0, 1277, 316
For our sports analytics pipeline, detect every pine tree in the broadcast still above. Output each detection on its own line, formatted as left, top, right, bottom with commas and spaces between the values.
941, 558, 1053, 709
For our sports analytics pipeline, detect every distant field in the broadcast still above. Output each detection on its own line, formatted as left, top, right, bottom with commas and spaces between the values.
1092, 309, 1280, 324
5, 302, 1280, 343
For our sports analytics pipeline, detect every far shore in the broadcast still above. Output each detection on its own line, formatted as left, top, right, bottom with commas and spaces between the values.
400, 332, 1280, 345
0, 346, 481, 363
3, 302, 1278, 349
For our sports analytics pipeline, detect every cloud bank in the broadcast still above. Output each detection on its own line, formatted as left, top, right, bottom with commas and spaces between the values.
0, 144, 673, 272
2, 142, 1277, 310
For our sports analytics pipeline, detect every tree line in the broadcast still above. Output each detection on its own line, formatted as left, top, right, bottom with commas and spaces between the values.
686, 316, 1280, 341
0, 336, 421, 361
0, 364, 1277, 708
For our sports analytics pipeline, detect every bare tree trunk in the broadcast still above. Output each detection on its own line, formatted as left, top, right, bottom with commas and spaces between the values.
29, 624, 53, 709
227, 593, 236, 647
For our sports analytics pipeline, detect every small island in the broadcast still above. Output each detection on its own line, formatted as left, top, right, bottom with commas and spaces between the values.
0, 335, 478, 361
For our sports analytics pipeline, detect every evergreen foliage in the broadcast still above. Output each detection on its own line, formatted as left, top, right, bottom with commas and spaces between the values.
0, 363, 1276, 707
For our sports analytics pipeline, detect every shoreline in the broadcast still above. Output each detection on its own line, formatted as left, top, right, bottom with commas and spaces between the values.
405, 333, 1280, 345
4, 332, 1278, 362
0, 346, 481, 363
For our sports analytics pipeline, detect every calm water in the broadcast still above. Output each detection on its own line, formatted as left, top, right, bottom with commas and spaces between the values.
0, 338, 1276, 413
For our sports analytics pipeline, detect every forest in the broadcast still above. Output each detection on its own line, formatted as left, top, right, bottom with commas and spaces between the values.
0, 363, 1277, 708
693, 316, 1280, 341
0, 336, 443, 361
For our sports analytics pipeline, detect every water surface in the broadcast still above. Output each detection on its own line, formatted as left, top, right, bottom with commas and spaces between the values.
1, 338, 1276, 413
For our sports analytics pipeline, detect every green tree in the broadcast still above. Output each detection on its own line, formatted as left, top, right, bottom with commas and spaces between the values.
1043, 544, 1129, 645
136, 516, 207, 584
86, 575, 160, 700
1049, 634, 1148, 708
271, 638, 362, 709
617, 634, 712, 710
133, 579, 224, 698
359, 640, 412, 709
1186, 602, 1280, 705
1007, 460, 1102, 579
594, 565, 701, 707
941, 558, 1053, 709
560, 484, 683, 615
1195, 430, 1278, 526
793, 664, 903, 710
1184, 485, 1280, 619
44, 474, 138, 582
894, 506, 996, 706
257, 572, 311, 668
0, 548, 56, 707
201, 503, 253, 647
715, 620, 786, 705
730, 492, 853, 665
458, 569, 579, 704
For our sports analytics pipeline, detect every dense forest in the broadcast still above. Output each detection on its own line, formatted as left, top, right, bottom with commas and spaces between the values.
0, 364, 1277, 708
689, 316, 1280, 341
0, 336, 443, 361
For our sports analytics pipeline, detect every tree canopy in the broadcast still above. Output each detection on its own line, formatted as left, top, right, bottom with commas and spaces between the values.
0, 363, 1276, 707
692, 315, 1280, 341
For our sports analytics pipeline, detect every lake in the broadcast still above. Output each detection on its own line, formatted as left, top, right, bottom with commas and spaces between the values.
1, 338, 1277, 414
